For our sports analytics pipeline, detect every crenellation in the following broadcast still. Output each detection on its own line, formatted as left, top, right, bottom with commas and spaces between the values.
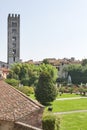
15, 14, 17, 17
18, 14, 20, 18
8, 14, 20, 18
8, 14, 10, 17
12, 14, 14, 18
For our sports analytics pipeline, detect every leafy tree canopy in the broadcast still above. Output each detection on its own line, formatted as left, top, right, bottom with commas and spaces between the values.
64, 64, 87, 84
35, 64, 58, 105
7, 63, 58, 87
82, 59, 87, 66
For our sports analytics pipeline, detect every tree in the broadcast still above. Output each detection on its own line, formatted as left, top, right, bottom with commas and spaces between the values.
82, 59, 87, 66
42, 59, 50, 64
7, 63, 39, 87
35, 64, 58, 105
64, 64, 86, 84
7, 63, 58, 90
39, 63, 58, 83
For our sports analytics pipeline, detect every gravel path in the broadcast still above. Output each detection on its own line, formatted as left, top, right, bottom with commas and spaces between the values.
56, 97, 87, 101
54, 110, 87, 115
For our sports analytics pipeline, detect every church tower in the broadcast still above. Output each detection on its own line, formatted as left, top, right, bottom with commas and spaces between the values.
7, 14, 20, 65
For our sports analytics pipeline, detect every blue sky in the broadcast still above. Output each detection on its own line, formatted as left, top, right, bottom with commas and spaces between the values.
0, 0, 87, 62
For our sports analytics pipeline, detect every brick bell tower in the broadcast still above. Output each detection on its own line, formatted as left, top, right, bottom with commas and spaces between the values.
7, 14, 20, 65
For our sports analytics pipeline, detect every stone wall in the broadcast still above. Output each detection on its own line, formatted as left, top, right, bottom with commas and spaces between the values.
14, 122, 42, 130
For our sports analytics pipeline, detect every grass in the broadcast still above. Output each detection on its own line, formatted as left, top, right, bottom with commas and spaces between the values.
52, 98, 87, 112
60, 112, 87, 130
57, 93, 81, 98
30, 93, 87, 129
43, 93, 87, 130
29, 93, 81, 100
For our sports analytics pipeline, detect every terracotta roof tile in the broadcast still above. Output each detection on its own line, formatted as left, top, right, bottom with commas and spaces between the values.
0, 80, 43, 121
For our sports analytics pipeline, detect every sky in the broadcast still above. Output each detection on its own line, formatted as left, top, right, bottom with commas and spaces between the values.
0, 0, 87, 62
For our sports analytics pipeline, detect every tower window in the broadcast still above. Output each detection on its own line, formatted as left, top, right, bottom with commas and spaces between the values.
13, 49, 16, 55
12, 22, 17, 27
12, 37, 16, 42
12, 29, 17, 33
13, 43, 16, 48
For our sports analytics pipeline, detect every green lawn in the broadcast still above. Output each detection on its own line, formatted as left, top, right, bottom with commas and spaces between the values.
57, 93, 81, 98
60, 112, 87, 130
29, 93, 81, 100
30, 93, 87, 130
52, 98, 87, 112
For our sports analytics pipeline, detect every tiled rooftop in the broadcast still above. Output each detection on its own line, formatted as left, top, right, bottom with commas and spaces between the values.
0, 80, 43, 121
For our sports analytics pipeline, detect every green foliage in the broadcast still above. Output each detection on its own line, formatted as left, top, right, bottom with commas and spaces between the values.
59, 87, 65, 94
5, 78, 19, 87
78, 86, 87, 96
35, 70, 58, 105
42, 113, 60, 130
57, 78, 67, 85
39, 63, 58, 82
7, 63, 58, 104
68, 87, 74, 94
16, 86, 34, 96
82, 59, 87, 66
7, 63, 58, 87
42, 59, 50, 64
64, 64, 87, 84
21, 78, 29, 86
7, 63, 39, 87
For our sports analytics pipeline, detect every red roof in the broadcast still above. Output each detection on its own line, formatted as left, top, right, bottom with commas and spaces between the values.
0, 80, 43, 121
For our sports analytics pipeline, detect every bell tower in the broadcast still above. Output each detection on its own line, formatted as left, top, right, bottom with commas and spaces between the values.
7, 14, 20, 65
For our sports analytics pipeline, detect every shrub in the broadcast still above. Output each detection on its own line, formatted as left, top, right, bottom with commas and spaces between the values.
42, 113, 60, 130
16, 86, 34, 96
35, 71, 58, 105
5, 78, 19, 87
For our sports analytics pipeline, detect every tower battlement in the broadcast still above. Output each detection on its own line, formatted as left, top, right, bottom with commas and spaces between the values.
8, 14, 20, 18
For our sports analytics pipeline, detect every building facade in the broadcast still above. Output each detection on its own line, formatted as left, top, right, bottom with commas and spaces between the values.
7, 14, 20, 65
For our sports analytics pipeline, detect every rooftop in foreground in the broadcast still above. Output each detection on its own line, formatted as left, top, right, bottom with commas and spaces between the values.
0, 80, 44, 122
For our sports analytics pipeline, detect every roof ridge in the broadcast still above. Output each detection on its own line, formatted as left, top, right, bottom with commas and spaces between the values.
3, 80, 44, 108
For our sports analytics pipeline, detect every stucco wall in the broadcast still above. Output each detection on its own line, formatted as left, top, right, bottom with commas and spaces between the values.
0, 121, 42, 130
14, 122, 42, 130
0, 121, 14, 130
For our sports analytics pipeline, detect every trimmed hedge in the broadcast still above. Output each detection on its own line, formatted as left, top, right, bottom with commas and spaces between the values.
42, 113, 60, 130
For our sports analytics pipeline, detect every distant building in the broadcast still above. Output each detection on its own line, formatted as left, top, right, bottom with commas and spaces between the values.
25, 58, 81, 79
0, 67, 9, 79
0, 61, 8, 68
7, 14, 20, 65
